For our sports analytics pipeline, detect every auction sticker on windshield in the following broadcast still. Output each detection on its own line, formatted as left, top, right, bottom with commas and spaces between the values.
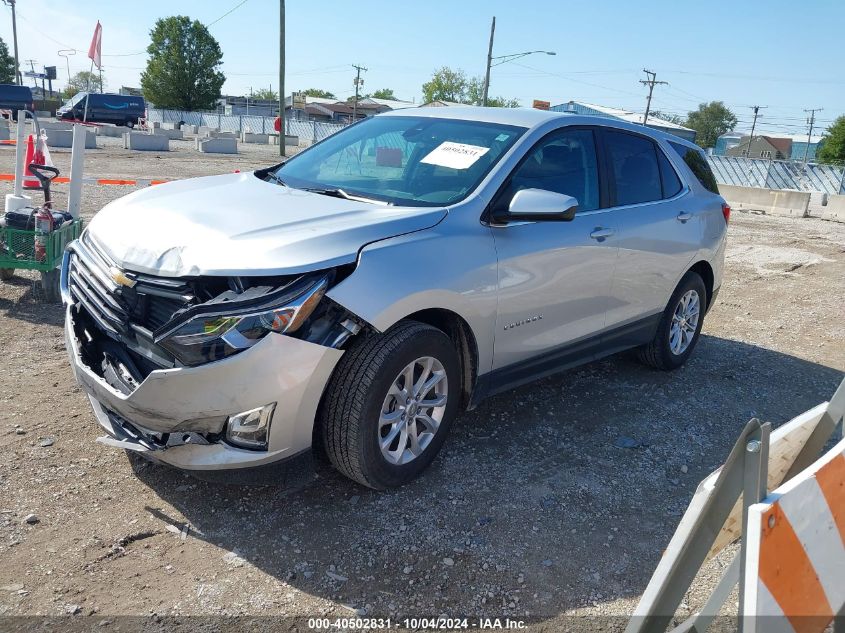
421, 141, 491, 170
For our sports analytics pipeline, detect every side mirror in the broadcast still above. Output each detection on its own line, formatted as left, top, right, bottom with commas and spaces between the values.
497, 189, 579, 223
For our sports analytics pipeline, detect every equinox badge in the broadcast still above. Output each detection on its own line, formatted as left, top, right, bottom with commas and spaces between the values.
504, 315, 543, 331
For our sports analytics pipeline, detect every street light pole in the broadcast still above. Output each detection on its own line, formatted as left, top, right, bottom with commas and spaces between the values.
482, 16, 495, 107
483, 40, 556, 106
278, 0, 285, 157
2, 0, 21, 85
58, 49, 75, 84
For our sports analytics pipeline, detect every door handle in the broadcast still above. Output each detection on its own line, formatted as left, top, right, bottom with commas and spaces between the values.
676, 212, 693, 222
589, 227, 615, 240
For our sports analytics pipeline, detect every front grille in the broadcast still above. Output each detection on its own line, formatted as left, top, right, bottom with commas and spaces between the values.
67, 234, 194, 338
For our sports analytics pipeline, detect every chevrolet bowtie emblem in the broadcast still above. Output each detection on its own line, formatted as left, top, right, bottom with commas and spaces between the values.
109, 267, 136, 288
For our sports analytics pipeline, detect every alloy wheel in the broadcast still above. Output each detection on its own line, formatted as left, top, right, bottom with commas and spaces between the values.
378, 356, 448, 465
669, 289, 700, 355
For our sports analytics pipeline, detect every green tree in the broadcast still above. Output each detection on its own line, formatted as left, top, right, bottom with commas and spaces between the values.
0, 37, 15, 84
684, 101, 737, 149
301, 88, 336, 99
62, 71, 106, 99
370, 88, 397, 100
650, 110, 685, 125
422, 66, 518, 107
251, 88, 278, 101
422, 66, 469, 103
141, 16, 225, 110
816, 116, 845, 165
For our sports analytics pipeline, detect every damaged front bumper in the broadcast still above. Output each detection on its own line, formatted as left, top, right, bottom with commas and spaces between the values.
65, 306, 343, 473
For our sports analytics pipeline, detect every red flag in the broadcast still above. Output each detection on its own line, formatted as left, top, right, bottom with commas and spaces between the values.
88, 21, 102, 70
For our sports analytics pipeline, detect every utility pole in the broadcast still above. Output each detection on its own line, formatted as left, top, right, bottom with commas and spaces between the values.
803, 107, 823, 164
2, 0, 20, 85
278, 0, 285, 157
482, 16, 496, 107
640, 69, 668, 126
744, 105, 767, 158
24, 59, 37, 88
351, 63, 367, 122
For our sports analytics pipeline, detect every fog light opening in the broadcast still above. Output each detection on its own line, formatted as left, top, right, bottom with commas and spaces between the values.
225, 403, 275, 450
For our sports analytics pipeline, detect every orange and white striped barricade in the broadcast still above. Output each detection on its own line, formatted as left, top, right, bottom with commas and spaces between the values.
743, 436, 845, 633
626, 377, 845, 633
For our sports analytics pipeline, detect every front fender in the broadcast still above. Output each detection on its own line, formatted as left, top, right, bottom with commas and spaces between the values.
326, 220, 499, 376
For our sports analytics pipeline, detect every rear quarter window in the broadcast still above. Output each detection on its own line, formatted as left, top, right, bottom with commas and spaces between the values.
669, 141, 719, 194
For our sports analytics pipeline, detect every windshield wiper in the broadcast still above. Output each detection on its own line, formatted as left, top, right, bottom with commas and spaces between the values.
265, 172, 287, 187
302, 187, 391, 205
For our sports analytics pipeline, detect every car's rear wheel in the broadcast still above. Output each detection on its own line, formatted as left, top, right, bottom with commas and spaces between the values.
320, 321, 460, 489
637, 271, 706, 370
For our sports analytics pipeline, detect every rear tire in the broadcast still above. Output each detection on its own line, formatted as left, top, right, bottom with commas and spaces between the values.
320, 321, 461, 489
637, 271, 707, 371
40, 269, 61, 303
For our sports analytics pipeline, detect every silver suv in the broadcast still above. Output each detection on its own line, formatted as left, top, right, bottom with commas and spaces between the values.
61, 107, 728, 489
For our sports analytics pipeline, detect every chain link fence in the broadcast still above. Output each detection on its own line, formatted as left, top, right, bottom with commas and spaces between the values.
707, 155, 845, 195
146, 108, 348, 144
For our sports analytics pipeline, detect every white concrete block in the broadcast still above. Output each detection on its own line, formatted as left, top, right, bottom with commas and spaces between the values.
124, 132, 170, 151
95, 125, 127, 138
152, 128, 184, 140
46, 129, 96, 149
718, 184, 810, 218
197, 137, 237, 154
816, 194, 845, 223
209, 130, 238, 140
242, 132, 270, 144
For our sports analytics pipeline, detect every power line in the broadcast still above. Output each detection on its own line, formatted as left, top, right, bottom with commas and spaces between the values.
208, 0, 249, 27
639, 69, 668, 125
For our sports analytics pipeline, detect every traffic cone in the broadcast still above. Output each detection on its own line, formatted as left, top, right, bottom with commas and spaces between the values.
22, 132, 53, 190
22, 134, 39, 189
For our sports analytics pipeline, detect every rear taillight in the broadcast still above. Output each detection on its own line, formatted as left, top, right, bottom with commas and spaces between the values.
721, 202, 731, 224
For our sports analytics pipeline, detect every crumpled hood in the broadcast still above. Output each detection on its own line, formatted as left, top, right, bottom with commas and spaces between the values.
86, 172, 447, 277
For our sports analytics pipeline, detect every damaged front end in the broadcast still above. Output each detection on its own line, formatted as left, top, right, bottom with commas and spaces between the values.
61, 231, 368, 470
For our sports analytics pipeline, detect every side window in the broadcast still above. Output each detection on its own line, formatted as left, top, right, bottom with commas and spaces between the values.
669, 141, 720, 194
657, 148, 683, 198
604, 131, 662, 206
506, 128, 600, 212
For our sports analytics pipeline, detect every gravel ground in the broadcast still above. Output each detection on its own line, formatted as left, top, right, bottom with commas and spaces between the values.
0, 135, 843, 631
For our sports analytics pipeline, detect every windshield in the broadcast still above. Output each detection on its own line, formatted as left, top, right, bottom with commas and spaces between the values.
274, 115, 525, 206
62, 93, 86, 109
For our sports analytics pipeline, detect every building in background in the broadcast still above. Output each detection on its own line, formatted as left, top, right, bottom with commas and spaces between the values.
715, 132, 824, 161
283, 93, 412, 123
726, 135, 793, 160
550, 100, 697, 142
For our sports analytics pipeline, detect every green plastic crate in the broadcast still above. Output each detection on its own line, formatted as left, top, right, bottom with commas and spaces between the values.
0, 218, 83, 271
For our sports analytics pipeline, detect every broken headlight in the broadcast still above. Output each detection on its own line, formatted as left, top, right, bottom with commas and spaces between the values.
155, 274, 329, 366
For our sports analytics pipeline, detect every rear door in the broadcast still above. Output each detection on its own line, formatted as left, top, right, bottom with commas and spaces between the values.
490, 126, 620, 373
598, 128, 703, 330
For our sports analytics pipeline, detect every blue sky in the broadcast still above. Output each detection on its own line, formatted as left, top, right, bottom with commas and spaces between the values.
2, 0, 843, 136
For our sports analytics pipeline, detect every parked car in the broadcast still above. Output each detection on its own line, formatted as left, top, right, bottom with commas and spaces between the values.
61, 108, 728, 489
56, 92, 145, 127
0, 84, 34, 119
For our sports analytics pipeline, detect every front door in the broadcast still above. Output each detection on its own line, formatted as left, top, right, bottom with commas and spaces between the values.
490, 127, 620, 378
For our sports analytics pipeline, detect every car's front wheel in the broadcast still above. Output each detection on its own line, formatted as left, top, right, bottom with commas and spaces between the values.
320, 321, 461, 489
637, 271, 707, 370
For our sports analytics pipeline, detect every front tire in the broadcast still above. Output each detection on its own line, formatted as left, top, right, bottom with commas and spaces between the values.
637, 271, 707, 370
320, 321, 461, 489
